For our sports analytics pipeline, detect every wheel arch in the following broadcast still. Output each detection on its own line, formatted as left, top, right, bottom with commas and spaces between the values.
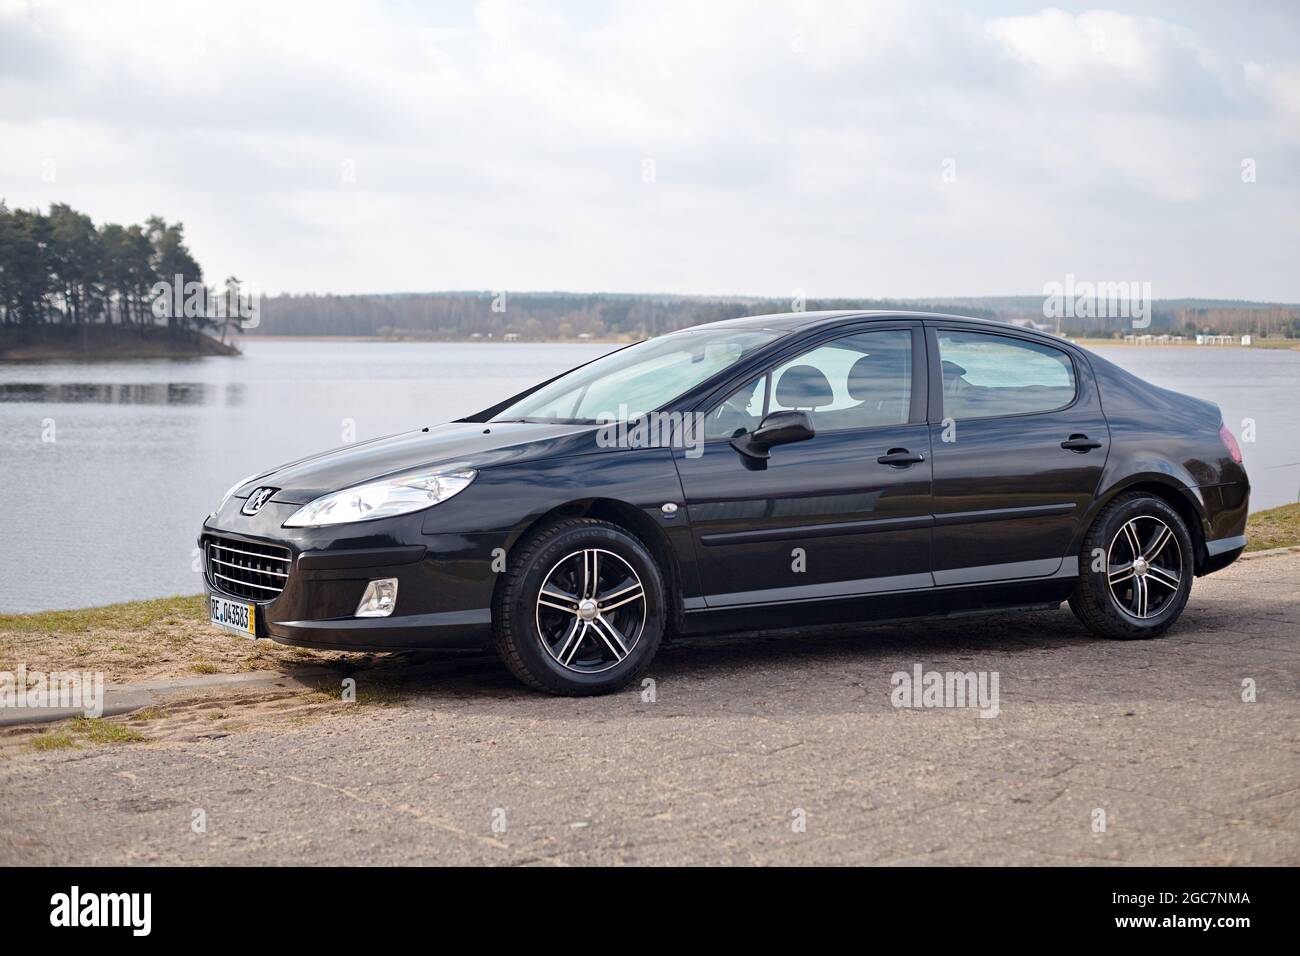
495, 497, 684, 632
1084, 475, 1210, 574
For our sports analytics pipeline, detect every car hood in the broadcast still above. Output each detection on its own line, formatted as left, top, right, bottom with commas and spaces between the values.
239, 421, 598, 505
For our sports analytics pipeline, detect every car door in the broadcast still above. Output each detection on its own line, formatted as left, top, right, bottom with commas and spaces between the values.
926, 324, 1109, 585
673, 323, 933, 607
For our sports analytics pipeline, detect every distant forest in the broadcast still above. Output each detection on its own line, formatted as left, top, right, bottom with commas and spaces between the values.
254, 292, 997, 340
254, 291, 1300, 341
4, 202, 1297, 342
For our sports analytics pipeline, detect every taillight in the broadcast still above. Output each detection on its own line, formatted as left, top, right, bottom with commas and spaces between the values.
1219, 423, 1243, 464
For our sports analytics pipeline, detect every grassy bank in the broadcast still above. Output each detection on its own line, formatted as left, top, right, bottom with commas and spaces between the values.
2, 504, 1296, 682
1244, 503, 1300, 552
0, 594, 343, 680
0, 325, 240, 360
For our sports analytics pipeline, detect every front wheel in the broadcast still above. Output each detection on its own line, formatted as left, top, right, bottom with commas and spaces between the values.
493, 518, 666, 695
1069, 492, 1194, 640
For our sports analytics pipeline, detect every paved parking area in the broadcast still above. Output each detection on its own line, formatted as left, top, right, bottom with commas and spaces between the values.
2, 553, 1297, 865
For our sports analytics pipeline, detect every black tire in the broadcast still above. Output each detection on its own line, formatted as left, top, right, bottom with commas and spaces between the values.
493, 518, 666, 695
1069, 492, 1194, 640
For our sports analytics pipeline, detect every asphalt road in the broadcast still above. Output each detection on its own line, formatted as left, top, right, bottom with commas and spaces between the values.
3, 552, 1297, 866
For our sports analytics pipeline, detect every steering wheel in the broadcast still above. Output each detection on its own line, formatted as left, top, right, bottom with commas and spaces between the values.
709, 395, 758, 436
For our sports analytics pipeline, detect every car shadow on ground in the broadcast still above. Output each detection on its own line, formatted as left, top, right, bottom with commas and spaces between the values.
273, 605, 1112, 706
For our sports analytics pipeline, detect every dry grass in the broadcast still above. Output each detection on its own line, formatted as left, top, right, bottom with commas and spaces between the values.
0, 594, 353, 681
1245, 503, 1300, 552
69, 717, 145, 744
28, 730, 77, 751
4, 687, 362, 757
0, 600, 475, 759
22, 717, 145, 753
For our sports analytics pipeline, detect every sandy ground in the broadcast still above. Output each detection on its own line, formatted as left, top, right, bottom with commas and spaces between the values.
1, 552, 1297, 866
0, 601, 347, 681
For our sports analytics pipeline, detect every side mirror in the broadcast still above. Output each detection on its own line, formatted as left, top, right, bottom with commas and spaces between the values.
730, 410, 815, 460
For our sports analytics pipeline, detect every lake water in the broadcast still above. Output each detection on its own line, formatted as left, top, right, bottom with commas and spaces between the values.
1, 340, 1296, 613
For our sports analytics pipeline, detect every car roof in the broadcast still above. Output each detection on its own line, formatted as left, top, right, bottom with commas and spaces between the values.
683, 310, 863, 332
684, 309, 1049, 336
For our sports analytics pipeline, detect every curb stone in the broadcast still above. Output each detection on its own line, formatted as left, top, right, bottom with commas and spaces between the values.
0, 654, 498, 728
1239, 545, 1300, 560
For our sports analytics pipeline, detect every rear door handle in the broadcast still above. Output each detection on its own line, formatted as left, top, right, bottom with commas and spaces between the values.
1060, 434, 1103, 452
877, 448, 925, 467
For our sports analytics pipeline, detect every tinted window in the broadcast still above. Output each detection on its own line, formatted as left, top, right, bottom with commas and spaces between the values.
938, 331, 1075, 419
704, 377, 767, 440
705, 329, 912, 438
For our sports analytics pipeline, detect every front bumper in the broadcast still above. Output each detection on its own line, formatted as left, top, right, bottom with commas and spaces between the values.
200, 499, 500, 651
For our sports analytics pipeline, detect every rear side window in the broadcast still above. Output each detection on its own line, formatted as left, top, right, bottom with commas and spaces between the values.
937, 331, 1076, 419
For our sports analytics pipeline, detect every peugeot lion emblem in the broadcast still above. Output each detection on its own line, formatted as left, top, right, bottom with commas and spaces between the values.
242, 487, 276, 516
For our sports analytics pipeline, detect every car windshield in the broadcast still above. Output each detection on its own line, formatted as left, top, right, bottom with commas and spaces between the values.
490, 328, 780, 424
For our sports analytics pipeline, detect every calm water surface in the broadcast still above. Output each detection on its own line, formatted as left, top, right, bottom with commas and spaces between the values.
1, 340, 1296, 613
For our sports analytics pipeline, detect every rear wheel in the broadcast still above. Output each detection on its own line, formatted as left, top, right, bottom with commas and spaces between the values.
1069, 492, 1194, 640
493, 518, 666, 695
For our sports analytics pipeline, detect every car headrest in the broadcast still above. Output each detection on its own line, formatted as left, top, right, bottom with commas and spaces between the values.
847, 349, 909, 400
775, 364, 835, 409
941, 360, 967, 380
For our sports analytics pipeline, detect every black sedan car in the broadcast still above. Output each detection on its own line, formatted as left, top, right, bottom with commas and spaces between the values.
201, 312, 1250, 695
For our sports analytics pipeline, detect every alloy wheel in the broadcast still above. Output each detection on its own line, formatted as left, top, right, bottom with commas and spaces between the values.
1106, 515, 1183, 620
535, 548, 647, 674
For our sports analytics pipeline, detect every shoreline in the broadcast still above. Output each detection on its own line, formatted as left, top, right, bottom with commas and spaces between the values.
1071, 337, 1300, 350
245, 334, 631, 345
243, 334, 1300, 349
4, 330, 1296, 353
0, 326, 241, 361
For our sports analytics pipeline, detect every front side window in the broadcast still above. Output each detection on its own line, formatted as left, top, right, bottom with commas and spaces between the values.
704, 328, 913, 439
937, 330, 1076, 419
491, 328, 779, 424
703, 377, 767, 440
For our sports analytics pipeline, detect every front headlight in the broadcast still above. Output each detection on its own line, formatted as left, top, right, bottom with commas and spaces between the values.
282, 470, 477, 528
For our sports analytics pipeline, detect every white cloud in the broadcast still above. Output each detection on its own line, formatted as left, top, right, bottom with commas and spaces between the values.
1245, 60, 1300, 123
1, 0, 1297, 300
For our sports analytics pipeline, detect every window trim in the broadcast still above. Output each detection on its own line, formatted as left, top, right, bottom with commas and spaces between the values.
925, 324, 1081, 425
696, 323, 926, 444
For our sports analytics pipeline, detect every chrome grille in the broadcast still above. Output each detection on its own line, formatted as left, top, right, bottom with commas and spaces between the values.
204, 535, 291, 601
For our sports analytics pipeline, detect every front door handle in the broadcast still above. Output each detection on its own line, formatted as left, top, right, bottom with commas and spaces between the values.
877, 448, 925, 467
1060, 434, 1103, 452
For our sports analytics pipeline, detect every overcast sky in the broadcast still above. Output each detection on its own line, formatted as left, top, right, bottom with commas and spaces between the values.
2, 0, 1297, 300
